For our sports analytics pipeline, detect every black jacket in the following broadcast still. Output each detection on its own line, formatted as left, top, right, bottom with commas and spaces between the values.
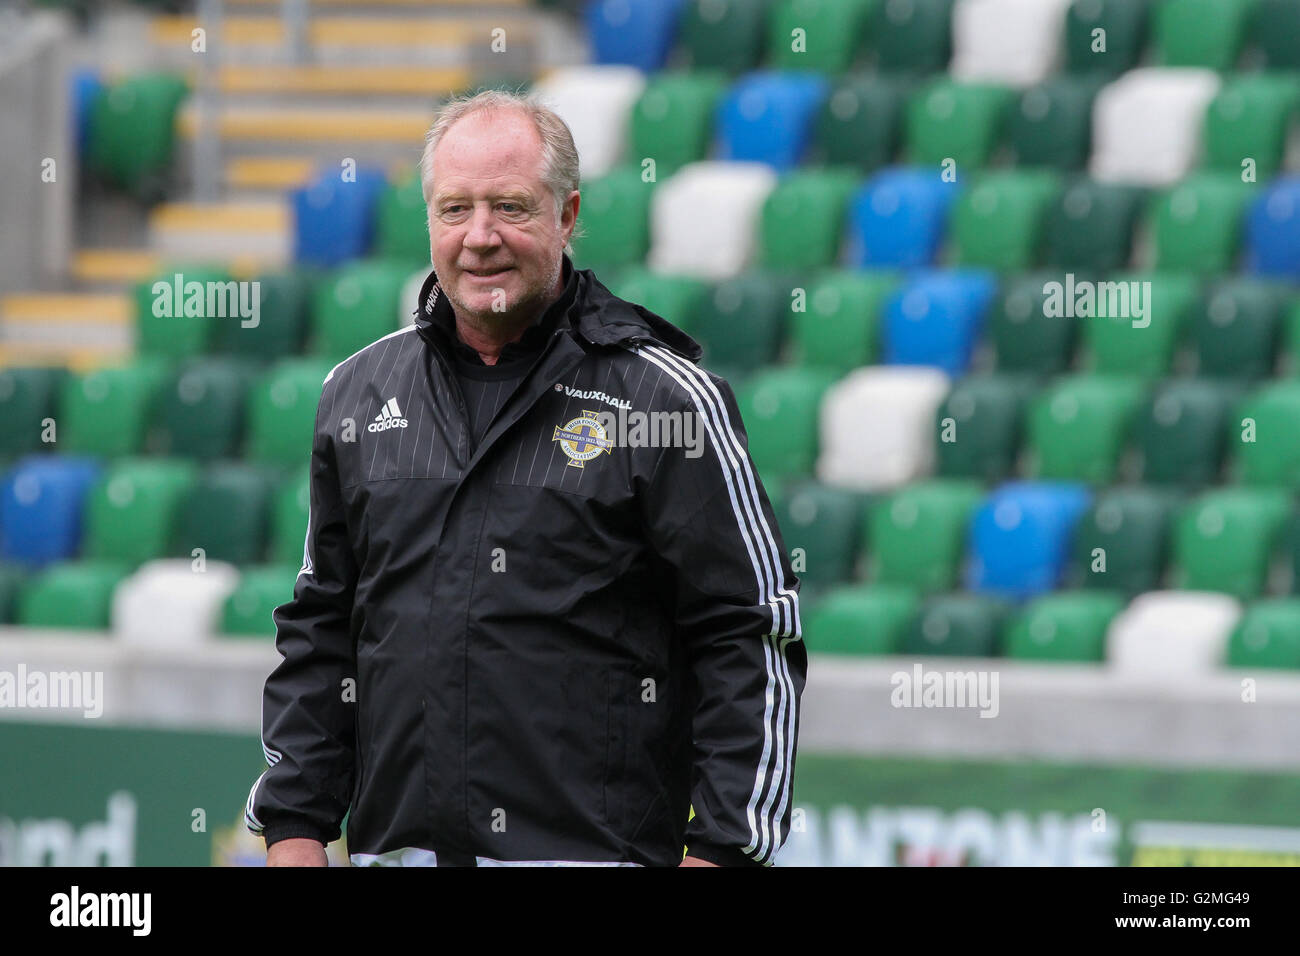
245, 255, 807, 867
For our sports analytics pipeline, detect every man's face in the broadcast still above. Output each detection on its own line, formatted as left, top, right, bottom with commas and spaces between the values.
427, 108, 578, 324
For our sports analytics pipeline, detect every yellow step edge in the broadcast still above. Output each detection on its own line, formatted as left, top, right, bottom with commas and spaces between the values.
150, 16, 528, 48
71, 249, 162, 284
216, 64, 469, 95
179, 107, 431, 143
0, 345, 128, 373
1, 294, 133, 324
150, 202, 290, 232
225, 156, 318, 190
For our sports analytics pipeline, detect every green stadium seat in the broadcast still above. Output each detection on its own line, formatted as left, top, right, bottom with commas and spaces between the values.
1203, 74, 1300, 179
803, 583, 919, 655
1065, 0, 1152, 75
270, 466, 311, 567
759, 169, 859, 269
1044, 179, 1145, 273
629, 71, 728, 176
874, 0, 955, 74
1068, 485, 1182, 592
83, 458, 198, 566
689, 271, 795, 381
906, 78, 1014, 169
1003, 589, 1127, 661
85, 72, 188, 199
735, 366, 837, 486
774, 479, 869, 592
1151, 173, 1256, 272
246, 359, 334, 469
0, 367, 66, 459
813, 73, 912, 172
679, 0, 778, 73
950, 170, 1063, 270
1226, 598, 1300, 669
1231, 381, 1300, 488
989, 272, 1079, 374
767, 0, 876, 72
1191, 278, 1288, 380
0, 562, 29, 624
1007, 75, 1106, 169
221, 564, 300, 638
934, 373, 1036, 481
1026, 373, 1146, 483
607, 268, 709, 330
1082, 273, 1199, 378
1156, 0, 1255, 70
375, 168, 430, 264
1173, 486, 1291, 598
901, 592, 1013, 657
133, 266, 236, 359
866, 478, 984, 591
212, 269, 315, 358
573, 166, 656, 272
150, 357, 262, 461
17, 560, 130, 630
1135, 378, 1244, 486
310, 259, 410, 362
171, 462, 277, 566
59, 358, 170, 458
1253, 0, 1300, 69
791, 269, 898, 374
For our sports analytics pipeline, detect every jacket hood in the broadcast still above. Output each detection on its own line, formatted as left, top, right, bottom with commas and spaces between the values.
412, 256, 704, 364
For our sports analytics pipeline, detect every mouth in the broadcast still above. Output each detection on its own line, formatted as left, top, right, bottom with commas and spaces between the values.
464, 266, 513, 279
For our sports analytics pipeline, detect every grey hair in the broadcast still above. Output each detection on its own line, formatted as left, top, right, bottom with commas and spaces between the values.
419, 88, 585, 256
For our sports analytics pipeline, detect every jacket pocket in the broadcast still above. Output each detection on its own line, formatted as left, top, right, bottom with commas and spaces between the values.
604, 666, 629, 836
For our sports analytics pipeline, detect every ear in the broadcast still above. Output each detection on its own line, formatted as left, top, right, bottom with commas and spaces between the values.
560, 189, 580, 243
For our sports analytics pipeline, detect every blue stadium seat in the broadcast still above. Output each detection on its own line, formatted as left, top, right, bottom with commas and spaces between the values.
585, 0, 687, 71
717, 70, 830, 172
1246, 177, 1300, 278
0, 457, 102, 567
292, 165, 389, 267
966, 480, 1092, 600
882, 269, 998, 375
844, 167, 959, 268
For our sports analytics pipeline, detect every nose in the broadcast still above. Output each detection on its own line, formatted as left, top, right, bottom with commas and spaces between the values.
462, 201, 502, 253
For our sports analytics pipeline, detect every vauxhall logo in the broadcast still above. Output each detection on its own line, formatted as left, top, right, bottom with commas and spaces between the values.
368, 398, 409, 433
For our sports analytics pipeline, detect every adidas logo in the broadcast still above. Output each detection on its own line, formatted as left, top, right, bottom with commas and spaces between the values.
367, 397, 409, 433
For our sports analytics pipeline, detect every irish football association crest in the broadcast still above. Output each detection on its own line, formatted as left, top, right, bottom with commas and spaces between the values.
552, 410, 614, 468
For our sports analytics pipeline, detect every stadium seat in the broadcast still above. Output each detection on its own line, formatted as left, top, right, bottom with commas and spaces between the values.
906, 78, 1015, 169
17, 560, 130, 630
1043, 179, 1145, 272
1089, 68, 1222, 186
647, 160, 777, 279
0, 457, 101, 567
112, 558, 241, 647
629, 71, 728, 176
758, 169, 859, 269
1151, 173, 1256, 272
933, 373, 1036, 481
1226, 598, 1300, 669
133, 266, 237, 359
1067, 484, 1182, 592
310, 260, 410, 362
0, 367, 66, 459
85, 71, 188, 199
950, 0, 1074, 89
803, 583, 918, 655
1134, 378, 1243, 486
374, 169, 430, 265
1007, 75, 1106, 169
1231, 381, 1300, 488
790, 269, 899, 374
882, 269, 998, 375
1253, 0, 1300, 70
717, 71, 829, 172
950, 170, 1063, 270
1063, 0, 1152, 75
59, 359, 170, 458
221, 564, 300, 638
988, 272, 1079, 374
766, 0, 876, 73
171, 462, 277, 566
813, 73, 912, 172
773, 479, 869, 591
291, 165, 388, 268
679, 0, 777, 73
1155, 0, 1254, 70
585, 0, 687, 71
1245, 177, 1300, 278
532, 66, 646, 179
843, 167, 960, 268
573, 166, 656, 272
270, 466, 310, 568
1202, 74, 1300, 180
151, 357, 262, 461
867, 478, 984, 591
1081, 273, 1199, 378
1191, 278, 1287, 380
687, 271, 794, 379
1026, 374, 1146, 483
245, 358, 334, 470
818, 365, 951, 490
1002, 589, 1127, 661
1173, 486, 1291, 598
83, 458, 198, 566
966, 480, 1092, 599
212, 268, 315, 358
874, 0, 956, 75
1106, 590, 1241, 676
902, 591, 1013, 656
607, 268, 709, 328
0, 562, 27, 624
735, 366, 837, 485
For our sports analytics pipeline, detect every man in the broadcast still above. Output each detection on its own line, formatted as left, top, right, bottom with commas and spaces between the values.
245, 90, 806, 867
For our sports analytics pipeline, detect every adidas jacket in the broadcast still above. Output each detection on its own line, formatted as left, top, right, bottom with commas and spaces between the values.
245, 257, 807, 867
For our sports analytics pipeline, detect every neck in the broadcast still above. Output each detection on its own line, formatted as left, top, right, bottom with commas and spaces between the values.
451, 269, 565, 366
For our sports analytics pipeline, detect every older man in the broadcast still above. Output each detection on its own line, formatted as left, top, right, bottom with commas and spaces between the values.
246, 90, 806, 867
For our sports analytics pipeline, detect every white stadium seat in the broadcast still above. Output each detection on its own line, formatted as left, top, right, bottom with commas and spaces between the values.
531, 65, 646, 179
1105, 590, 1242, 676
113, 559, 241, 647
646, 160, 777, 279
950, 0, 1074, 88
1089, 68, 1222, 186
816, 365, 951, 491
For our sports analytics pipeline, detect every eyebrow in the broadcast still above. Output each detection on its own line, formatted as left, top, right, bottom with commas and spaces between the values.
434, 191, 535, 206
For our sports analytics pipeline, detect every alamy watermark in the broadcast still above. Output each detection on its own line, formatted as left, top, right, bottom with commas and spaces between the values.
0, 664, 103, 718
1042, 273, 1151, 328
890, 663, 999, 718
151, 273, 260, 328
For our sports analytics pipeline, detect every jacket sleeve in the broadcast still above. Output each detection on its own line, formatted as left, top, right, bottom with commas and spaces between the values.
638, 364, 808, 867
245, 380, 358, 848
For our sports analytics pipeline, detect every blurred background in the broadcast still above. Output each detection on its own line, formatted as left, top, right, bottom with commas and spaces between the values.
2, 0, 1300, 867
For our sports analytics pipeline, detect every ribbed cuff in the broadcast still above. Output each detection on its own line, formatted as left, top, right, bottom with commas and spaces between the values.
684, 840, 764, 867
262, 823, 332, 849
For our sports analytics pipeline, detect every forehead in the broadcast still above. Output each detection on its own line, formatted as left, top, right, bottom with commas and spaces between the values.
431, 109, 546, 196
